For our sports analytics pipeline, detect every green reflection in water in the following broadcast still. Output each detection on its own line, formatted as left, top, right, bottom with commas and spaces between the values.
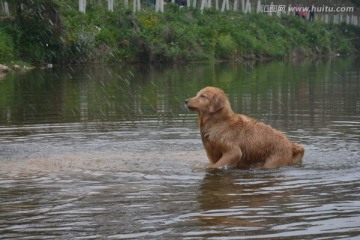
0, 57, 359, 129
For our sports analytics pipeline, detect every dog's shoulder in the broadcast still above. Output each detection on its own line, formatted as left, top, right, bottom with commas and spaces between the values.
201, 114, 246, 143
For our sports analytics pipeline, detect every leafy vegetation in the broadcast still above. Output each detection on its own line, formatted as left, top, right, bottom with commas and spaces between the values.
0, 30, 14, 59
0, 1, 359, 65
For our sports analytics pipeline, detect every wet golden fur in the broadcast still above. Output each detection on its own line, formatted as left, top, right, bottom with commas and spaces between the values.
185, 86, 304, 169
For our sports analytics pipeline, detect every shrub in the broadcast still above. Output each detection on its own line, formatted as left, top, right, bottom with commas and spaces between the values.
0, 30, 15, 60
12, 0, 64, 64
216, 34, 237, 59
1, 2, 359, 64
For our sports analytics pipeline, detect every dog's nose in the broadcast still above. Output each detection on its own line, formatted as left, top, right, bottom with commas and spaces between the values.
185, 99, 188, 105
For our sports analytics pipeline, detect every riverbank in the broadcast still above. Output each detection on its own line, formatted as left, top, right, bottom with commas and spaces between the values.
0, 2, 360, 65
0, 62, 35, 80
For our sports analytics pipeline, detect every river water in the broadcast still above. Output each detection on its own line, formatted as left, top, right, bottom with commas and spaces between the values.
0, 57, 359, 239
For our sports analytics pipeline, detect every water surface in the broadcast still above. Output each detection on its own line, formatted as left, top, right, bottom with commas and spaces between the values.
0, 57, 359, 239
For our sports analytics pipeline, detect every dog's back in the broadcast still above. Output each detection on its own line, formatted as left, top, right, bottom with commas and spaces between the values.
231, 115, 304, 168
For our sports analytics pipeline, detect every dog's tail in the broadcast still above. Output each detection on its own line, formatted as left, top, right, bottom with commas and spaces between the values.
292, 143, 304, 165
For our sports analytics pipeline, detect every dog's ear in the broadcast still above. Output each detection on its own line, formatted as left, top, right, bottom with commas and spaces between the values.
209, 94, 224, 113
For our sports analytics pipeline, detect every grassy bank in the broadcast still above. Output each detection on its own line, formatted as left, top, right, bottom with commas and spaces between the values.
1, 2, 360, 65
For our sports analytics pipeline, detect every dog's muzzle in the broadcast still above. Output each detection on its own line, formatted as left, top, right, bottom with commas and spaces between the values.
185, 99, 197, 111
184, 99, 190, 109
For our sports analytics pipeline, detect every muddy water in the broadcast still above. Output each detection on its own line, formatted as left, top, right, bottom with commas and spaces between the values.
0, 58, 359, 239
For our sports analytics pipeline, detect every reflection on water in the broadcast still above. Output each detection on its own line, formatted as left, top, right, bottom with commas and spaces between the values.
0, 57, 359, 239
195, 169, 360, 239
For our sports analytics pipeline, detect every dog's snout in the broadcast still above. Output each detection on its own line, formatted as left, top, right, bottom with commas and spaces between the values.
185, 99, 189, 105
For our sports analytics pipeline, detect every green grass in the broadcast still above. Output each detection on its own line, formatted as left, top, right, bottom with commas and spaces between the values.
0, 2, 359, 65
0, 29, 15, 60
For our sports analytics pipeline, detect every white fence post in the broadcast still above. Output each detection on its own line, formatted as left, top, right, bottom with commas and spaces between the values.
234, 0, 238, 11
273, 2, 281, 17
256, 0, 262, 13
287, 4, 291, 15
200, 0, 206, 12
108, 0, 114, 11
155, 0, 159, 11
2, 1, 10, 16
133, 0, 140, 12
352, 15, 358, 26
245, 0, 251, 13
221, 0, 229, 12
267, 1, 272, 16
276, 9, 281, 17
155, 0, 164, 12
346, 15, 350, 24
201, 0, 213, 12
324, 14, 329, 24
79, 0, 86, 13
207, 0, 211, 9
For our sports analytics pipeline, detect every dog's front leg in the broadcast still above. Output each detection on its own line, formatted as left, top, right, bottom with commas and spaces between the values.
211, 149, 242, 169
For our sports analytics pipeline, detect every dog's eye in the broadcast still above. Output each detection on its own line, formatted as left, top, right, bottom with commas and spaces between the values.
200, 94, 207, 98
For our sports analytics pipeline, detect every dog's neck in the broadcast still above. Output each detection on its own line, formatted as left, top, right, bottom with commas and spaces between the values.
198, 108, 235, 129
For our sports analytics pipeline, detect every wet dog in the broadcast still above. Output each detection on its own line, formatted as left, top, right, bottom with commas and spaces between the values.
185, 86, 304, 169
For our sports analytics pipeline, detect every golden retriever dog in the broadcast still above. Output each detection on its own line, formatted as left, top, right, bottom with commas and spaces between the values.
185, 86, 304, 169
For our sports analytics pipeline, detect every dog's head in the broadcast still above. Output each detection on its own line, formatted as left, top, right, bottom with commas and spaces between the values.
185, 87, 227, 114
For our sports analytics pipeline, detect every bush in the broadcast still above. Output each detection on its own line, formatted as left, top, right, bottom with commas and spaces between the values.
1, 2, 359, 64
0, 30, 15, 60
216, 34, 237, 59
12, 0, 64, 64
